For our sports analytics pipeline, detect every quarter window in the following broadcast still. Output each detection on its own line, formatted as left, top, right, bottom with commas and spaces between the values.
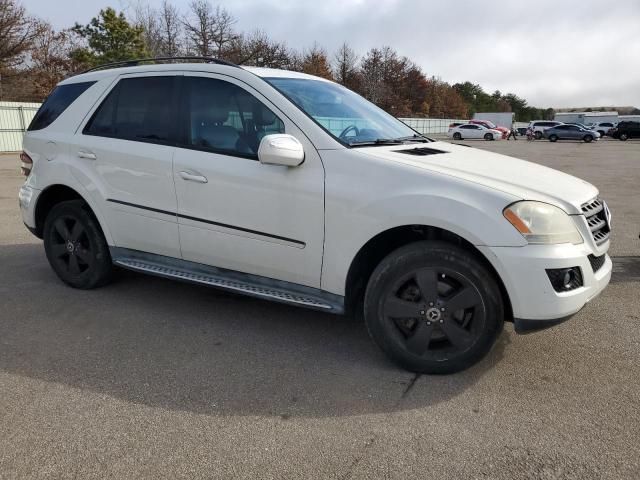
28, 81, 96, 131
84, 76, 176, 143
182, 77, 284, 158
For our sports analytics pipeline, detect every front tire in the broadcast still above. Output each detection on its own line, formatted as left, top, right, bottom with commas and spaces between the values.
43, 200, 113, 289
484, 133, 493, 141
535, 131, 543, 140
620, 133, 629, 141
584, 135, 593, 143
549, 134, 558, 142
364, 241, 504, 374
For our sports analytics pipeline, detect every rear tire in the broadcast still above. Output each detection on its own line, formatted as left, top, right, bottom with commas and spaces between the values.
620, 133, 628, 141
534, 131, 543, 140
363, 241, 504, 374
453, 132, 462, 140
43, 200, 113, 289
584, 135, 593, 143
598, 130, 605, 137
549, 134, 558, 142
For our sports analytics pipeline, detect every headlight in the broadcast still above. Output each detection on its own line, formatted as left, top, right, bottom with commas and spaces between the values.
503, 201, 583, 245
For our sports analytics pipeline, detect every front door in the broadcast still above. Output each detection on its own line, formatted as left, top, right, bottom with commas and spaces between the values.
172, 73, 325, 288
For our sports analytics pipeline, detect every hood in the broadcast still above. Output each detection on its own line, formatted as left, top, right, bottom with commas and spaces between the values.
357, 141, 598, 214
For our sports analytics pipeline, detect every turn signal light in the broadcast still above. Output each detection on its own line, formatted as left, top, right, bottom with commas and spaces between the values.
20, 151, 33, 176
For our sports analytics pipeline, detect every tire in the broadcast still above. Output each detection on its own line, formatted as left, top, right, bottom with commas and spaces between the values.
484, 133, 492, 141
453, 132, 462, 140
583, 135, 593, 143
43, 200, 113, 289
598, 130, 605, 137
534, 131, 543, 140
620, 133, 628, 141
549, 135, 558, 142
363, 241, 504, 374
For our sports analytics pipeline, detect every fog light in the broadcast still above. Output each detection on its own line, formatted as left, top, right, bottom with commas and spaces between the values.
546, 267, 583, 292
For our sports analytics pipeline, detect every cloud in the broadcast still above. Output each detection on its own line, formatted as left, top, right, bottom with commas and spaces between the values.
24, 0, 640, 107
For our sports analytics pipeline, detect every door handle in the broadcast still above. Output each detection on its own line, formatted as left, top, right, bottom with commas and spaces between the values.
179, 171, 208, 183
77, 151, 96, 160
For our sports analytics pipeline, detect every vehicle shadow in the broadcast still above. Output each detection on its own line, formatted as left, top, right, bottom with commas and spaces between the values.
0, 242, 509, 418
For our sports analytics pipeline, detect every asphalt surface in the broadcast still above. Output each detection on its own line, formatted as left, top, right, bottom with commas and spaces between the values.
0, 138, 639, 479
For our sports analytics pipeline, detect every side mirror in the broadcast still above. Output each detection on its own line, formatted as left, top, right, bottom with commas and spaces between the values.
257, 134, 304, 167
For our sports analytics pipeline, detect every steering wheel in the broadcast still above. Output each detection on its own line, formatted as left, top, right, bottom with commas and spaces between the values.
339, 125, 360, 139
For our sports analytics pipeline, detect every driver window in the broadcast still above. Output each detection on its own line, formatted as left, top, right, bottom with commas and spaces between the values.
183, 77, 285, 158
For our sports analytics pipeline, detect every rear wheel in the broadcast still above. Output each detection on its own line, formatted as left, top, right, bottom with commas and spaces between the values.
484, 133, 493, 141
549, 134, 558, 142
364, 241, 504, 374
43, 200, 113, 289
584, 135, 593, 143
598, 130, 605, 137
534, 131, 543, 140
620, 133, 629, 141
453, 132, 462, 140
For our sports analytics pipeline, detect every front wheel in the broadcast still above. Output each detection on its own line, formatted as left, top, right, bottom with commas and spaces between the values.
549, 134, 558, 142
584, 135, 593, 143
364, 241, 504, 374
484, 133, 493, 141
620, 133, 629, 141
43, 200, 113, 289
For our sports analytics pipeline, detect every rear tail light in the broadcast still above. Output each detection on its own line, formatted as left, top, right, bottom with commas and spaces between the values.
20, 151, 33, 177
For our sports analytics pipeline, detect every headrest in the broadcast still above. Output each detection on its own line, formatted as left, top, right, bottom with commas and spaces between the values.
253, 103, 277, 126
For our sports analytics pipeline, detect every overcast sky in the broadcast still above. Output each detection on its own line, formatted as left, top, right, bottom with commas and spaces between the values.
22, 0, 640, 108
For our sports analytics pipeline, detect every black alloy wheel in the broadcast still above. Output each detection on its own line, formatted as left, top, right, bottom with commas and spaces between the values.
453, 132, 462, 140
364, 241, 503, 374
43, 200, 113, 289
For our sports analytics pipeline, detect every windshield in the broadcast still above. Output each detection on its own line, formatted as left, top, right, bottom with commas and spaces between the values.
265, 77, 425, 146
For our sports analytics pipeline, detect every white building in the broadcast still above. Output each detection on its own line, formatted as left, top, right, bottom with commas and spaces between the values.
554, 111, 619, 125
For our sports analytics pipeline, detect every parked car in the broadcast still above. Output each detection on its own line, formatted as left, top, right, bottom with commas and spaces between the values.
19, 57, 612, 374
528, 120, 564, 139
469, 119, 509, 138
543, 124, 601, 142
610, 121, 640, 141
448, 123, 503, 141
591, 122, 616, 137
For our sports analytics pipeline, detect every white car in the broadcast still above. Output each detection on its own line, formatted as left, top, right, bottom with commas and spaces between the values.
448, 123, 503, 141
591, 122, 617, 137
528, 120, 564, 139
18, 58, 612, 374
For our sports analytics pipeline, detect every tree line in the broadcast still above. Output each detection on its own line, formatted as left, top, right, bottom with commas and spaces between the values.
0, 0, 554, 121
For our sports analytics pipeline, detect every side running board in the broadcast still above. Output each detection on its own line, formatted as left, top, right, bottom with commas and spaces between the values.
110, 248, 344, 314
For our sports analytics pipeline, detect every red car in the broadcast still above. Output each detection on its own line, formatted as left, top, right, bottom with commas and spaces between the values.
469, 120, 510, 139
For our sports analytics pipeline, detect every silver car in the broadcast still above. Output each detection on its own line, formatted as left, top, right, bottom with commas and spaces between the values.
543, 124, 601, 143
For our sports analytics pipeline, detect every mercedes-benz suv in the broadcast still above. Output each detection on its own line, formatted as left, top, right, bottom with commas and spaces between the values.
18, 57, 612, 374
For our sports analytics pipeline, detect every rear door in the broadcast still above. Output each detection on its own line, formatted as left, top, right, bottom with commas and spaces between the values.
73, 73, 181, 258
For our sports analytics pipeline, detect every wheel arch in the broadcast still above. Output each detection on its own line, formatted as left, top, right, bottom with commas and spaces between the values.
344, 224, 513, 323
34, 184, 113, 244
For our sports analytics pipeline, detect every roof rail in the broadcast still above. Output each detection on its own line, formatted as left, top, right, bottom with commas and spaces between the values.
82, 56, 238, 74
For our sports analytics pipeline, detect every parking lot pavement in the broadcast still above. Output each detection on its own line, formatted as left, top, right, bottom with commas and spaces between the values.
0, 143, 639, 479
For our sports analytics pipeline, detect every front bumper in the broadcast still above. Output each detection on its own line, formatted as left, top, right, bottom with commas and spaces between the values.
479, 242, 612, 331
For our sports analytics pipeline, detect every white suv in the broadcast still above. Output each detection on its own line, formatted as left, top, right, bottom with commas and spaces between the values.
18, 58, 612, 374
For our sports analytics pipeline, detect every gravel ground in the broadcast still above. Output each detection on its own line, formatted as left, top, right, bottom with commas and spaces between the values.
0, 138, 638, 479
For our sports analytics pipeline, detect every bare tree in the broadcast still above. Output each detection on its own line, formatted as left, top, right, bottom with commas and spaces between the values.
0, 0, 42, 68
29, 22, 78, 97
333, 42, 359, 89
183, 0, 236, 57
227, 30, 290, 68
158, 0, 182, 57
131, 1, 162, 56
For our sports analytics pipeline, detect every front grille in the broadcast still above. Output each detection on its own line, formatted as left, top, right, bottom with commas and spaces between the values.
581, 198, 610, 245
588, 254, 606, 273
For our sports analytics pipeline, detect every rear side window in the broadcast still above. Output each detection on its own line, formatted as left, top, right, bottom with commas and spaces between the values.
28, 81, 95, 131
182, 76, 285, 158
84, 76, 176, 143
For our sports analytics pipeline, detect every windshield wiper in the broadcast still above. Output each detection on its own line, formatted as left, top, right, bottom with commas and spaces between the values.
393, 134, 431, 143
349, 138, 405, 147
